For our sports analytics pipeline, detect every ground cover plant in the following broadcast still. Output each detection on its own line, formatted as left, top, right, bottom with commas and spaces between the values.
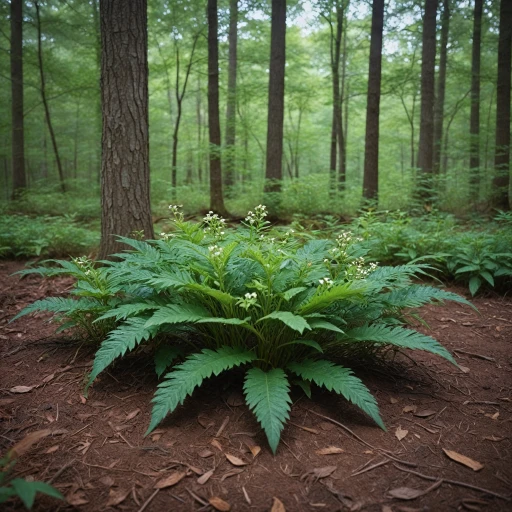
12, 205, 475, 453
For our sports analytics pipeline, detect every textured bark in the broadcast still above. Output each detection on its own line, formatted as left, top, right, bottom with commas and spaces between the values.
492, 0, 511, 209
10, 0, 25, 198
416, 0, 438, 202
469, 0, 483, 201
35, 1, 66, 193
362, 0, 384, 201
224, 0, 238, 195
196, 74, 203, 184
98, 0, 154, 260
264, 0, 286, 212
208, 0, 228, 215
433, 0, 450, 175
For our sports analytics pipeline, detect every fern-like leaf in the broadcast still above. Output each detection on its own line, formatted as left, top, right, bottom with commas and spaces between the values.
94, 302, 160, 322
258, 311, 310, 334
11, 297, 101, 322
147, 346, 255, 434
144, 304, 211, 328
379, 285, 475, 310
244, 368, 292, 453
299, 282, 365, 315
154, 345, 181, 378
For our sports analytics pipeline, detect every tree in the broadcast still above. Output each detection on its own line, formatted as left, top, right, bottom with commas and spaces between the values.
98, 0, 154, 260
416, 0, 438, 202
10, 0, 25, 198
208, 0, 228, 215
469, 0, 482, 201
492, 0, 511, 209
264, 0, 286, 215
362, 0, 385, 201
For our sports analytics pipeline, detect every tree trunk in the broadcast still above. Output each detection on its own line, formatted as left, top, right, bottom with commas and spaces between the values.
224, 0, 238, 196
433, 0, 450, 175
10, 0, 26, 198
492, 0, 511, 209
362, 0, 384, 201
73, 98, 81, 180
264, 0, 286, 215
416, 0, 438, 203
98, 0, 154, 260
337, 1, 347, 191
35, 1, 66, 193
208, 0, 228, 215
469, 0, 483, 202
329, 109, 337, 197
196, 74, 203, 184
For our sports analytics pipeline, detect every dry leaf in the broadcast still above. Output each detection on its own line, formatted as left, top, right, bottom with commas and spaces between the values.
414, 410, 436, 418
9, 385, 34, 394
388, 487, 425, 500
42, 373, 55, 384
271, 497, 286, 512
390, 397, 399, 404
80, 395, 87, 404
484, 412, 499, 420
442, 449, 483, 471
91, 401, 107, 408
154, 471, 186, 489
302, 466, 337, 482
209, 496, 231, 511
76, 413, 94, 421
315, 446, 344, 455
318, 421, 335, 431
483, 436, 505, 442
225, 453, 248, 466
198, 449, 214, 458
220, 468, 245, 481
395, 426, 409, 441
211, 439, 223, 451
243, 439, 261, 458
99, 476, 115, 487
8, 429, 52, 458
45, 444, 59, 454
125, 408, 141, 421
197, 469, 215, 485
402, 405, 417, 414
198, 415, 215, 428
151, 433, 162, 442
67, 490, 89, 506
459, 365, 470, 374
105, 488, 130, 507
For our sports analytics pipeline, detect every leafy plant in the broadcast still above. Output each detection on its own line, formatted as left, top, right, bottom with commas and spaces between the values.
14, 205, 474, 453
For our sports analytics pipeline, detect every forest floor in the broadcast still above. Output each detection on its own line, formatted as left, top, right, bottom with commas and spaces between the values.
1, 260, 511, 512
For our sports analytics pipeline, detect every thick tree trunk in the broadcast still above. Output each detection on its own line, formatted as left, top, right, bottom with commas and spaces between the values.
433, 0, 450, 175
35, 1, 66, 193
98, 0, 154, 260
224, 0, 238, 196
469, 0, 483, 201
10, 0, 25, 198
416, 0, 438, 203
492, 0, 511, 209
362, 0, 384, 201
264, 0, 286, 214
208, 0, 228, 215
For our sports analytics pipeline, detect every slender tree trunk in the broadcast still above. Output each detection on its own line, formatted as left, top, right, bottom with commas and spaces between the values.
492, 0, 511, 209
35, 1, 66, 193
329, 109, 337, 196
98, 0, 154, 260
264, 0, 286, 215
224, 0, 238, 196
335, 3, 346, 192
208, 0, 228, 215
469, 0, 483, 202
73, 98, 81, 180
196, 74, 202, 184
362, 0, 385, 201
11, 0, 25, 198
433, 0, 450, 175
416, 0, 438, 203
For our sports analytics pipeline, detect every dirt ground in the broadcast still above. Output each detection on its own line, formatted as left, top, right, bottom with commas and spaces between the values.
1, 260, 511, 512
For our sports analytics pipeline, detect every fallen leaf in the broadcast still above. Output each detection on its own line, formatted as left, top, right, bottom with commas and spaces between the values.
42, 373, 55, 384
90, 401, 107, 408
485, 412, 499, 420
45, 444, 60, 454
198, 449, 214, 458
80, 395, 87, 404
315, 446, 344, 455
388, 480, 442, 501
9, 385, 34, 394
76, 413, 94, 421
301, 466, 337, 482
106, 488, 130, 507
414, 410, 436, 418
76, 440, 92, 455
151, 433, 162, 442
271, 497, 286, 512
125, 408, 141, 421
197, 469, 214, 485
99, 476, 115, 487
442, 449, 483, 471
51, 428, 69, 436
8, 429, 52, 458
220, 468, 245, 481
243, 439, 261, 457
209, 496, 231, 511
225, 453, 248, 466
154, 471, 186, 489
211, 439, 223, 451
459, 365, 470, 374
395, 426, 409, 441
198, 415, 215, 428
67, 490, 89, 506
402, 405, 417, 414
390, 397, 399, 404
318, 421, 335, 431
483, 436, 505, 442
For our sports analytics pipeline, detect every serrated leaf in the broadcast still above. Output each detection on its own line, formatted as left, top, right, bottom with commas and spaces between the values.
154, 345, 181, 378
292, 379, 312, 398
144, 304, 211, 328
308, 318, 344, 334
258, 311, 310, 334
280, 339, 323, 353
244, 368, 292, 454
299, 282, 364, 315
95, 302, 160, 322
282, 287, 307, 301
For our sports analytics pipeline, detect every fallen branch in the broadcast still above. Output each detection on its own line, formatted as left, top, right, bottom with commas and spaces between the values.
351, 459, 389, 477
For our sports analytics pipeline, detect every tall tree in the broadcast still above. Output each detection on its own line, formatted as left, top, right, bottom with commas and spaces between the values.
416, 0, 438, 202
469, 0, 483, 201
98, 0, 154, 260
208, 0, 228, 215
362, 0, 385, 201
10, 0, 25, 198
224, 0, 238, 196
264, 0, 286, 214
492, 0, 511, 209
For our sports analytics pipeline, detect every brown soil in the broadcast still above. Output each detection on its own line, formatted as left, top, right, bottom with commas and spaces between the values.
1, 260, 511, 512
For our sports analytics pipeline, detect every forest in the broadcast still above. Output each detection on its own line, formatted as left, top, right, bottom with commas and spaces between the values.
1, 0, 511, 511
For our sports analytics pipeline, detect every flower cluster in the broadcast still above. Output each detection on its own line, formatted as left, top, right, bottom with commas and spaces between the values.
237, 292, 259, 310
245, 205, 268, 226
203, 211, 226, 238
72, 256, 97, 280
318, 277, 334, 288
336, 230, 363, 248
346, 258, 378, 279
168, 204, 184, 222
208, 245, 223, 258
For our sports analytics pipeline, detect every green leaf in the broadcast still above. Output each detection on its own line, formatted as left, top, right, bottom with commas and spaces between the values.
9, 479, 62, 509
469, 276, 482, 296
308, 318, 345, 334
95, 302, 160, 322
299, 282, 364, 315
287, 359, 385, 430
379, 285, 475, 310
279, 339, 323, 353
185, 283, 236, 305
244, 368, 292, 453
292, 378, 312, 399
144, 304, 211, 328
479, 271, 494, 287
197, 317, 250, 326
10, 297, 101, 323
282, 287, 307, 301
0, 487, 17, 504
257, 311, 311, 334
147, 346, 256, 435
455, 264, 480, 274
154, 346, 181, 378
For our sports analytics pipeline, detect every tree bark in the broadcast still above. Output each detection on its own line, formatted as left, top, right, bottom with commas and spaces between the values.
35, 1, 66, 193
469, 0, 483, 201
224, 0, 238, 196
264, 0, 286, 214
492, 0, 511, 209
196, 74, 203, 184
416, 0, 438, 203
98, 0, 154, 260
208, 0, 228, 215
10, 0, 26, 198
362, 0, 384, 201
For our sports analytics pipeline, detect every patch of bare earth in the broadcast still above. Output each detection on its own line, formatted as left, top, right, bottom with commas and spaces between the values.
1, 260, 511, 511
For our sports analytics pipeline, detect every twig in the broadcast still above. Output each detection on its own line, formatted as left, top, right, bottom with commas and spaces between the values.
453, 349, 495, 362
47, 459, 75, 484
137, 489, 159, 512
215, 416, 230, 438
79, 461, 156, 477
401, 417, 439, 434
281, 439, 301, 462
393, 464, 510, 501
351, 459, 389, 477
186, 488, 209, 506
69, 423, 91, 437
377, 450, 417, 467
